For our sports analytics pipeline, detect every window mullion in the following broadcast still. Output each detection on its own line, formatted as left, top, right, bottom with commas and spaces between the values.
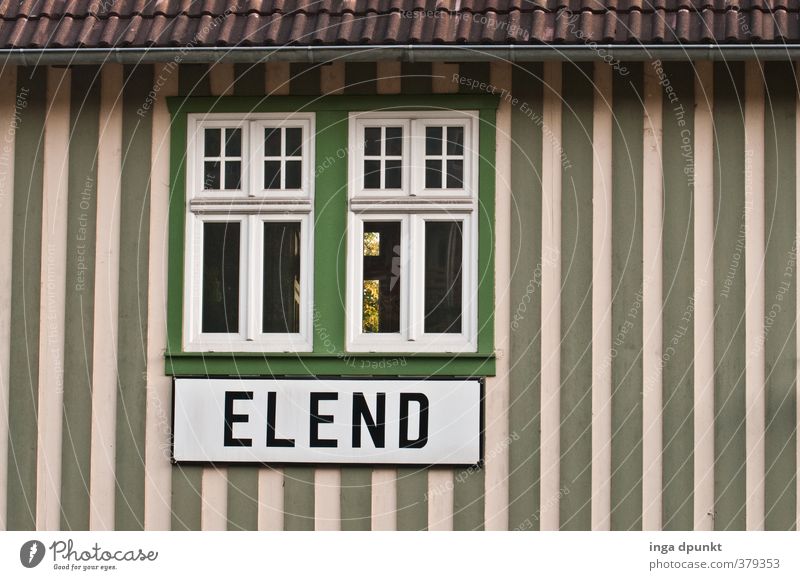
406, 214, 420, 342
245, 214, 258, 341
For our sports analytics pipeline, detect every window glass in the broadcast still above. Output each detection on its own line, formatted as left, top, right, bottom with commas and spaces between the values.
202, 222, 240, 333
362, 126, 403, 190
424, 221, 463, 333
424, 125, 464, 189
263, 222, 301, 333
188, 115, 314, 352
362, 222, 401, 333
203, 127, 242, 190
263, 126, 303, 190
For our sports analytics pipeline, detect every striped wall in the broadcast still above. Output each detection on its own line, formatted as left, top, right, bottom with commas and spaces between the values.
0, 59, 798, 531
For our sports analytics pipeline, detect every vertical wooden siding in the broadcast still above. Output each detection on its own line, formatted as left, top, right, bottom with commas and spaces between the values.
0, 61, 797, 531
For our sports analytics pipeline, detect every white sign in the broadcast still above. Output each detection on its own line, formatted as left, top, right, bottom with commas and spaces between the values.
173, 378, 481, 465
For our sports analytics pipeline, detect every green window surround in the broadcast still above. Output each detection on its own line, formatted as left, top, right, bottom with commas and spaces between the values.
166, 94, 498, 377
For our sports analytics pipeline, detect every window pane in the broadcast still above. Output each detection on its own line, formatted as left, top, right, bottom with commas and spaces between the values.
205, 128, 221, 157
202, 222, 240, 333
385, 126, 403, 156
446, 126, 464, 156
263, 222, 301, 333
446, 159, 463, 188
224, 161, 241, 190
364, 160, 381, 189
285, 127, 302, 157
424, 221, 463, 333
425, 159, 442, 189
204, 161, 221, 190
426, 126, 442, 156
364, 127, 381, 156
363, 231, 380, 256
225, 128, 241, 156
265, 128, 281, 157
385, 159, 402, 189
362, 221, 401, 333
285, 160, 301, 189
264, 161, 281, 189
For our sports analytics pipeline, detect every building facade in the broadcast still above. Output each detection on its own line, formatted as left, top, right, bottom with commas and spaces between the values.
0, 1, 798, 531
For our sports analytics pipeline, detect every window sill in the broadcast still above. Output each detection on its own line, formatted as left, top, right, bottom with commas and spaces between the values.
164, 351, 496, 377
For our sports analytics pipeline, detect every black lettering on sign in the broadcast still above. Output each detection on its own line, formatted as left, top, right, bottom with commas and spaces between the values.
224, 391, 253, 447
399, 393, 429, 449
352, 392, 386, 448
266, 392, 295, 448
310, 392, 338, 448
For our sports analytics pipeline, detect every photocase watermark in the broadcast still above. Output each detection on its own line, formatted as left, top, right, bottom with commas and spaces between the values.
314, 145, 348, 178
593, 277, 648, 382
651, 60, 694, 188
511, 245, 560, 332
399, 8, 530, 41
512, 485, 571, 530
19, 537, 159, 572
313, 307, 407, 369
720, 151, 754, 300
425, 431, 521, 501
0, 85, 29, 201
642, 279, 706, 397
564, 11, 629, 77
137, 8, 232, 117
452, 72, 572, 170
45, 241, 64, 395
749, 240, 797, 360
74, 174, 94, 294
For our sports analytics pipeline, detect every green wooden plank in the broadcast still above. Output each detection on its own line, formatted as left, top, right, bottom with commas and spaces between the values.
284, 466, 315, 530
763, 61, 797, 531
170, 464, 202, 531
453, 462, 484, 530
60, 65, 101, 531
559, 62, 594, 531
289, 64, 321, 95
5, 66, 46, 530
713, 62, 747, 531
610, 62, 644, 531
340, 468, 371, 531
508, 62, 544, 531
396, 468, 427, 530
114, 64, 153, 530
660, 62, 696, 531
344, 62, 377, 94
170, 64, 210, 530
400, 63, 432, 94
226, 468, 258, 530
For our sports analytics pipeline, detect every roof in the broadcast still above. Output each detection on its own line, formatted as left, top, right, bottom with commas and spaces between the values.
0, 0, 798, 50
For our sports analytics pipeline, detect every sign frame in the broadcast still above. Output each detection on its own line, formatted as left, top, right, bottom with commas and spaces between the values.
170, 376, 485, 468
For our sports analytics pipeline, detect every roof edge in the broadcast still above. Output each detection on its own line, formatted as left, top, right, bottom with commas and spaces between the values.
0, 44, 798, 66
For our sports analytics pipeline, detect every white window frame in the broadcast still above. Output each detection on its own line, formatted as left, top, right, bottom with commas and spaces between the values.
346, 111, 479, 353
184, 113, 315, 353
350, 117, 412, 196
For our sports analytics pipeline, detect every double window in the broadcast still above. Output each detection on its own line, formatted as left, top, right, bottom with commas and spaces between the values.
184, 114, 314, 352
184, 110, 478, 354
347, 111, 479, 353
